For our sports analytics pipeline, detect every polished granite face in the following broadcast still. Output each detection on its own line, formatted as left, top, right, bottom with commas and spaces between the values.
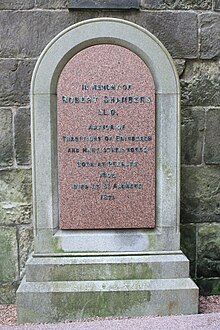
57, 44, 155, 229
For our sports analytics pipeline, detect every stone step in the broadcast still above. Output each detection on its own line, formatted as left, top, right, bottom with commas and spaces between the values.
25, 254, 190, 282
17, 276, 198, 323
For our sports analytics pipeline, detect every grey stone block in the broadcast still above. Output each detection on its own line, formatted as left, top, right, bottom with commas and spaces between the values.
123, 11, 198, 59
141, 0, 211, 9
140, 0, 166, 9
0, 169, 32, 225
0, 11, 198, 59
17, 276, 198, 323
35, 0, 68, 9
18, 225, 34, 274
14, 107, 31, 165
200, 14, 220, 59
197, 223, 220, 278
205, 108, 220, 164
214, 0, 220, 11
0, 11, 71, 58
0, 108, 13, 167
0, 284, 17, 304
174, 59, 186, 77
0, 227, 18, 283
181, 166, 220, 223
0, 204, 32, 226
180, 224, 196, 277
181, 107, 205, 165
0, 60, 35, 106
68, 0, 140, 9
25, 255, 190, 282
0, 0, 34, 10
180, 61, 220, 106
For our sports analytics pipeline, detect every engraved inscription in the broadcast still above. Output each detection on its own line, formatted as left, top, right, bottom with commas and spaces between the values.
57, 44, 155, 229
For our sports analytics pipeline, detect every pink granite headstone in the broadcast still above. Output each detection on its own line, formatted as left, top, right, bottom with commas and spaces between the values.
57, 44, 155, 229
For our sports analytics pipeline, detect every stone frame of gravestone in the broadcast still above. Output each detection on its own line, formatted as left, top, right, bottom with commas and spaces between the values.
32, 18, 180, 255
17, 18, 198, 323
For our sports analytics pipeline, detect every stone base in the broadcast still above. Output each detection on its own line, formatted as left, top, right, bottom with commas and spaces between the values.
17, 254, 198, 324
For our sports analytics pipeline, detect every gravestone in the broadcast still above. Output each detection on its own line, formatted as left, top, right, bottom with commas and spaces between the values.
17, 18, 198, 323
58, 44, 155, 229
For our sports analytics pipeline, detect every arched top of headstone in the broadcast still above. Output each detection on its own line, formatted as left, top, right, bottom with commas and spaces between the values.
31, 18, 179, 95
30, 17, 181, 253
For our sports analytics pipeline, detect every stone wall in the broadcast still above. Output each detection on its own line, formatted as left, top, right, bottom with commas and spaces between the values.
0, 0, 219, 302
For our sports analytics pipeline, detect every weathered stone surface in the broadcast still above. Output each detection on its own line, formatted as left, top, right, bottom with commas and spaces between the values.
181, 107, 205, 165
25, 255, 190, 282
200, 14, 220, 59
36, 0, 67, 8
214, 0, 220, 11
0, 0, 34, 10
19, 225, 34, 274
0, 227, 18, 283
17, 276, 198, 323
205, 108, 220, 164
0, 11, 198, 59
181, 166, 220, 223
0, 204, 32, 226
0, 108, 13, 167
0, 284, 17, 304
0, 60, 36, 106
167, 0, 211, 9
0, 169, 32, 225
197, 223, 220, 278
180, 224, 196, 277
174, 59, 186, 77
68, 0, 139, 9
123, 11, 198, 59
141, 0, 211, 9
180, 61, 220, 106
140, 0, 166, 9
15, 107, 31, 165
0, 11, 72, 58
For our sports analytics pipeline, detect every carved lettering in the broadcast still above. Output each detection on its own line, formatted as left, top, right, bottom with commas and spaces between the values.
57, 44, 155, 229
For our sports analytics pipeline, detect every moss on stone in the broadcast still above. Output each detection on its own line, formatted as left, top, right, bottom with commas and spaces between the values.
38, 262, 153, 282
180, 224, 196, 277
181, 166, 220, 223
19, 225, 34, 273
0, 227, 18, 283
51, 290, 151, 321
0, 283, 17, 304
197, 223, 220, 278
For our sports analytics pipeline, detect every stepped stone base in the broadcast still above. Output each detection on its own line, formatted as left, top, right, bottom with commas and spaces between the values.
17, 254, 198, 323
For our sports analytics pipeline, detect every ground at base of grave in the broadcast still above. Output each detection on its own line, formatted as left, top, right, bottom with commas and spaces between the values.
0, 296, 220, 327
